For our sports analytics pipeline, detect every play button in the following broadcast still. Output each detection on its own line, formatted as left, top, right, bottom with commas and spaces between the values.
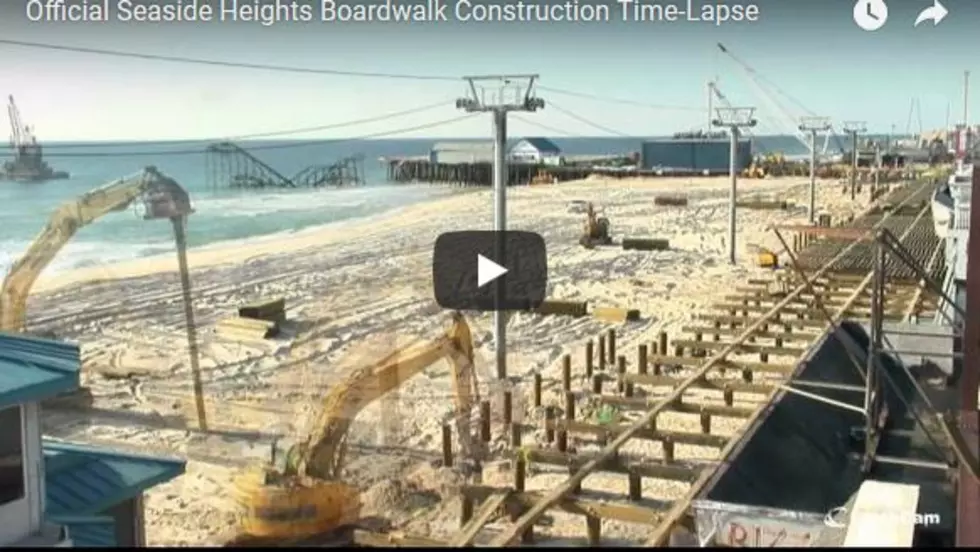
477, 254, 508, 287
433, 230, 547, 312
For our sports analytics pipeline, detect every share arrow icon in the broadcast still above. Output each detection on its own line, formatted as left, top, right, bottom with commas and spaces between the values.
914, 0, 948, 27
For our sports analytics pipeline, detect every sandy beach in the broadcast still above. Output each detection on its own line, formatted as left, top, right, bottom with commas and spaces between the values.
34, 175, 872, 545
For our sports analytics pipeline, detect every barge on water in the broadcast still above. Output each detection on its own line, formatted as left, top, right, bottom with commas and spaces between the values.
2, 95, 69, 183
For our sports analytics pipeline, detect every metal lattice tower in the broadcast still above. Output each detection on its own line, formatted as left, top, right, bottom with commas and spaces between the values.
843, 121, 867, 200
799, 116, 832, 223
712, 106, 757, 265
456, 75, 544, 381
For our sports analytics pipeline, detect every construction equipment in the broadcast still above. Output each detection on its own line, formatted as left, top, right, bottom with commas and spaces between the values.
2, 95, 68, 182
748, 244, 779, 268
231, 311, 482, 541
580, 202, 611, 248
0, 167, 194, 332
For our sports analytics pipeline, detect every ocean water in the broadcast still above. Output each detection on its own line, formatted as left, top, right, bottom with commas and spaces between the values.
0, 135, 812, 274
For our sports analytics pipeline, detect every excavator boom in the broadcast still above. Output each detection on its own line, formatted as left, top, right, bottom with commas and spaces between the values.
294, 312, 479, 480
0, 166, 193, 332
234, 312, 481, 540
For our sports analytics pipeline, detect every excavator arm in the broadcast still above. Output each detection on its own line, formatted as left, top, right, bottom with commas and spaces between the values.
289, 311, 480, 481
0, 166, 193, 332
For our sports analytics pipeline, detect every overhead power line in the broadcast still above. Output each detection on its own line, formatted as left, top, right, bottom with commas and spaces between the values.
538, 85, 703, 112
510, 115, 576, 137
0, 38, 459, 81
40, 100, 455, 149
27, 114, 479, 158
547, 101, 631, 137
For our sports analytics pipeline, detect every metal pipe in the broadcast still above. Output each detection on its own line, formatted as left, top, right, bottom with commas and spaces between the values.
728, 127, 738, 265
777, 384, 866, 415
492, 108, 508, 381
171, 216, 207, 431
808, 129, 817, 223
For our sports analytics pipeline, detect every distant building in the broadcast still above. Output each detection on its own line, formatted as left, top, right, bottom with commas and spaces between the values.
0, 332, 186, 547
509, 138, 563, 165
430, 142, 494, 164
640, 138, 752, 174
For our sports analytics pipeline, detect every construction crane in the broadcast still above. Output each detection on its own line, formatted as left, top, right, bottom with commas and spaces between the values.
716, 43, 838, 157
3, 96, 67, 182
230, 311, 482, 542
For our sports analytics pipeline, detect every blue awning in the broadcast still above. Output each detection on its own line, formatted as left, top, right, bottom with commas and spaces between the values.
43, 440, 186, 516
0, 332, 80, 409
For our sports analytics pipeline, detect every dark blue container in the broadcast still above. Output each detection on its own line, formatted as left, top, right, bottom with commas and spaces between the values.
641, 139, 752, 174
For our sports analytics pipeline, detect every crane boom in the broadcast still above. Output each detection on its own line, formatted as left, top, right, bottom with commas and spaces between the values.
716, 43, 817, 153
7, 95, 25, 149
0, 167, 194, 332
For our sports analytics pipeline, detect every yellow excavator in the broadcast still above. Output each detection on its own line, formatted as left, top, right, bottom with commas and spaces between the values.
0, 166, 194, 332
231, 311, 482, 542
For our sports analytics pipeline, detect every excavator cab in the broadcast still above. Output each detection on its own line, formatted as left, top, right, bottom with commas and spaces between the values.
141, 166, 195, 220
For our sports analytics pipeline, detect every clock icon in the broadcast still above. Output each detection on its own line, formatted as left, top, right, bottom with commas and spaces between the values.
853, 0, 888, 31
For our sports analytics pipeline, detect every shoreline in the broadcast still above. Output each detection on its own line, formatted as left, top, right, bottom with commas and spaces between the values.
32, 186, 478, 293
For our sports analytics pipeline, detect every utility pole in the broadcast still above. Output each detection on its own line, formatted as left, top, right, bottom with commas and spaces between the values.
843, 121, 867, 201
712, 106, 757, 265
456, 75, 544, 381
799, 116, 831, 224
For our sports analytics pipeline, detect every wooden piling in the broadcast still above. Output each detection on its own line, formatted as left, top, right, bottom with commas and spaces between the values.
562, 354, 572, 392
480, 400, 491, 442
533, 373, 542, 407
607, 329, 616, 364
658, 331, 668, 355
442, 423, 453, 467
585, 340, 594, 378
503, 391, 513, 427
598, 336, 606, 371
617, 355, 627, 394
544, 406, 555, 443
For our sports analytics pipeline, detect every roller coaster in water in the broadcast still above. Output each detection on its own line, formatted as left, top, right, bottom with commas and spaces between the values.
205, 141, 365, 189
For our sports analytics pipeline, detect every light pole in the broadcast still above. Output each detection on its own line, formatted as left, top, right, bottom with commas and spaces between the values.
843, 121, 867, 201
712, 106, 757, 265
456, 75, 544, 381
799, 117, 831, 224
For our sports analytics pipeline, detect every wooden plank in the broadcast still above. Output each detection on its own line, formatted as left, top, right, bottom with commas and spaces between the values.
595, 394, 758, 418
843, 481, 920, 547
680, 325, 818, 342
520, 447, 703, 482
550, 419, 729, 448
670, 339, 804, 357
645, 354, 795, 375
450, 492, 511, 546
461, 485, 667, 526
592, 307, 641, 323
623, 372, 774, 395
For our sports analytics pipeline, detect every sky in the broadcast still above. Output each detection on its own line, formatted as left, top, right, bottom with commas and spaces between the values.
0, 0, 977, 141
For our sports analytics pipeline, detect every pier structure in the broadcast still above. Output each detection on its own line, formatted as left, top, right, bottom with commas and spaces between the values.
350, 176, 974, 547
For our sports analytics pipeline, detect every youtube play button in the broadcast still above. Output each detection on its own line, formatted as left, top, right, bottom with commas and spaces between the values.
433, 231, 547, 312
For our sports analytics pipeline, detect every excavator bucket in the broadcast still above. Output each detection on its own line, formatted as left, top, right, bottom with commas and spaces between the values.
141, 168, 194, 220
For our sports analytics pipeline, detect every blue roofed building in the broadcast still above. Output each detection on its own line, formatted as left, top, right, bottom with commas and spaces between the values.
0, 332, 186, 547
508, 137, 563, 166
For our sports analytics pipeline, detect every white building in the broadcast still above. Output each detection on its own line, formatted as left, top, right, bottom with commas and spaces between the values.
429, 142, 494, 164
508, 138, 563, 166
